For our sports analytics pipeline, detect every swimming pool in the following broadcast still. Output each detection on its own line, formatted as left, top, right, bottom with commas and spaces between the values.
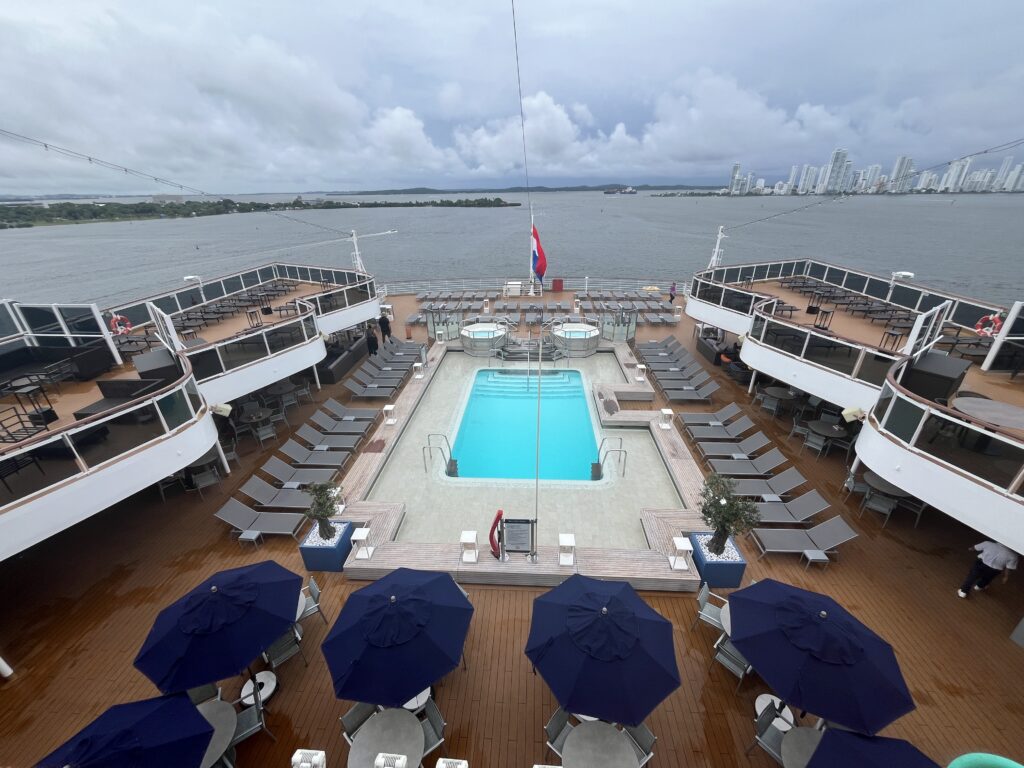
452, 369, 598, 480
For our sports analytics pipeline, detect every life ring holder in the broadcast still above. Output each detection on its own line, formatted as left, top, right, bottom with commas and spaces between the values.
489, 509, 504, 559
109, 314, 133, 336
974, 313, 1003, 338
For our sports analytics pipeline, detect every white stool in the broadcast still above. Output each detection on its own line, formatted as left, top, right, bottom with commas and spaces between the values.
659, 408, 673, 430
383, 404, 397, 426
460, 530, 479, 563
483, 299, 490, 314
635, 364, 647, 382
669, 536, 692, 571
559, 533, 576, 567
413, 362, 424, 379
351, 527, 374, 560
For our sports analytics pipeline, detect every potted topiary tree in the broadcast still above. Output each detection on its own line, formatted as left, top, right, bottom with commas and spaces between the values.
689, 473, 760, 587
297, 483, 355, 572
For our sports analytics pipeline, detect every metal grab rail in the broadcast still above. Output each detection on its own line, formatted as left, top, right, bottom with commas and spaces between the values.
601, 448, 628, 477
422, 433, 454, 473
598, 436, 623, 462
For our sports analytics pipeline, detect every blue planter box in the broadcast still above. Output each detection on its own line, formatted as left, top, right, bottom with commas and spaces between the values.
689, 533, 747, 588
299, 521, 353, 572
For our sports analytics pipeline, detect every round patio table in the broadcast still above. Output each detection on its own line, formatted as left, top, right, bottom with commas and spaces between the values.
764, 387, 797, 401
806, 420, 848, 439
720, 602, 732, 635
951, 397, 1024, 431
863, 470, 909, 498
197, 698, 237, 768
562, 720, 640, 768
240, 670, 278, 706
346, 708, 424, 768
781, 726, 823, 768
266, 381, 297, 397
238, 408, 272, 426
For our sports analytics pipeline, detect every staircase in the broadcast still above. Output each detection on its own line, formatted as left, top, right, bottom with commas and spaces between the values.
500, 339, 564, 362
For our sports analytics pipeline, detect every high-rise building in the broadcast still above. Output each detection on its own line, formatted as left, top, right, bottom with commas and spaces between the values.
821, 148, 849, 193
839, 160, 854, 192
797, 164, 817, 194
994, 156, 1014, 190
940, 158, 972, 192
785, 165, 798, 194
729, 163, 742, 195
744, 172, 755, 194
889, 156, 915, 193
1006, 164, 1024, 191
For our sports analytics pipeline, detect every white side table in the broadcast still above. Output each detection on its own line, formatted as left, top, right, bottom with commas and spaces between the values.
755, 694, 794, 732
635, 364, 647, 382
559, 533, 576, 567
383, 404, 397, 425
413, 362, 424, 379
240, 671, 278, 706
669, 536, 692, 571
460, 530, 478, 563
351, 527, 374, 559
659, 408, 673, 430
238, 530, 262, 548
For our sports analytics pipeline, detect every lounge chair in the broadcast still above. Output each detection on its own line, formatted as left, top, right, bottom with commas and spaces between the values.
709, 448, 787, 477
279, 439, 350, 469
343, 379, 395, 400
214, 498, 307, 540
353, 368, 404, 387
322, 398, 378, 421
309, 410, 371, 436
297, 424, 362, 451
731, 467, 807, 499
648, 361, 702, 377
680, 403, 741, 426
754, 490, 829, 525
260, 456, 337, 487
749, 516, 858, 560
664, 381, 719, 403
656, 370, 710, 387
686, 415, 755, 441
239, 476, 312, 511
696, 432, 770, 459
366, 354, 415, 370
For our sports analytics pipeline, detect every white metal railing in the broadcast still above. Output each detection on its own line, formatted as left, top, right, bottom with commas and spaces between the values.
1, 367, 207, 510
870, 358, 1024, 498
382, 276, 679, 296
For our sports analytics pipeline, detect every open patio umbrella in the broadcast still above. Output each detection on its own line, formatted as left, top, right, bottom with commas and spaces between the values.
321, 568, 473, 707
134, 560, 302, 693
524, 574, 680, 726
806, 729, 940, 768
36, 693, 212, 768
728, 579, 914, 735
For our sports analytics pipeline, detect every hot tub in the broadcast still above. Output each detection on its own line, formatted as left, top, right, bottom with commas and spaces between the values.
551, 322, 600, 357
460, 322, 508, 356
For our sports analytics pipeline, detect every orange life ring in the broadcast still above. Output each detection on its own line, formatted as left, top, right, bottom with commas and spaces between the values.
974, 313, 1003, 337
109, 314, 133, 336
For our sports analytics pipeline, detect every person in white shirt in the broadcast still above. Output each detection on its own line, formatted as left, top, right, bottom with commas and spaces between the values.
958, 540, 1018, 598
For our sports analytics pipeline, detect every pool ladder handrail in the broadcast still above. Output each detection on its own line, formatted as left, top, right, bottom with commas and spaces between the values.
598, 437, 627, 477
422, 433, 455, 474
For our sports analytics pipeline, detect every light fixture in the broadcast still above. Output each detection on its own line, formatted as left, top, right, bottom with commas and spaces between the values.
183, 274, 207, 303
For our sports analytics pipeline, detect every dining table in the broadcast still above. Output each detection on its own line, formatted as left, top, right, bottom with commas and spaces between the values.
197, 698, 238, 768
863, 470, 909, 498
806, 420, 848, 439
951, 397, 1024, 431
238, 408, 272, 426
346, 708, 425, 768
764, 386, 797, 401
266, 381, 297, 397
561, 720, 640, 768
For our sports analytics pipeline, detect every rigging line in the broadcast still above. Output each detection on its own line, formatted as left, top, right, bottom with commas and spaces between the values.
723, 135, 1024, 233
0, 127, 214, 196
510, 0, 533, 219
268, 211, 353, 236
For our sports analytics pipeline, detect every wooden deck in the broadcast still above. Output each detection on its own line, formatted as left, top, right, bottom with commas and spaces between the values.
1, 288, 1023, 767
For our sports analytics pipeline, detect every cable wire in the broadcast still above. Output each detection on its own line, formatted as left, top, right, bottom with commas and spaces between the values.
511, 0, 533, 220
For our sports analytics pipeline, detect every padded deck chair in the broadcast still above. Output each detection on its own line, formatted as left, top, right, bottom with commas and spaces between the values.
664, 381, 719, 403
657, 369, 710, 388
749, 516, 858, 560
686, 415, 755, 441
696, 432, 770, 459
214, 498, 307, 539
279, 439, 350, 469
731, 467, 808, 499
680, 403, 741, 426
353, 368, 404, 387
639, 347, 691, 364
322, 398, 378, 421
309, 410, 372, 436
647, 360, 701, 377
239, 476, 313, 511
260, 456, 337, 487
343, 379, 395, 400
364, 355, 414, 372
637, 335, 678, 348
754, 490, 829, 525
297, 424, 362, 451
709, 448, 787, 477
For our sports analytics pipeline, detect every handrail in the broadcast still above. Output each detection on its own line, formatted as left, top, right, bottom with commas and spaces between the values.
382, 276, 678, 295
750, 296, 898, 358
182, 300, 318, 354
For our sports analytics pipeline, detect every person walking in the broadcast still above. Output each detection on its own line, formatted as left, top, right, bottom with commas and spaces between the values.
365, 327, 379, 357
378, 312, 392, 343
958, 540, 1017, 598
669, 281, 677, 303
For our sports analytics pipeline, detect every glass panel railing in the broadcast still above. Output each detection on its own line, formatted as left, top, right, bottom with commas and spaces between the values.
856, 352, 897, 386
874, 384, 895, 422
751, 314, 767, 341
185, 379, 204, 414
188, 349, 224, 379
803, 335, 859, 376
219, 336, 268, 371
302, 315, 317, 340
1, 439, 80, 504
722, 288, 755, 314
158, 390, 192, 430
265, 321, 305, 354
916, 413, 1024, 492
883, 397, 925, 443
764, 321, 808, 355
69, 404, 166, 466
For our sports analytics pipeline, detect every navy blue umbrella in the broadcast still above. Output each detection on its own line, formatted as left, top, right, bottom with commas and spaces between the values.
728, 579, 914, 735
806, 729, 940, 768
36, 693, 212, 768
321, 568, 473, 707
134, 560, 302, 693
524, 575, 680, 726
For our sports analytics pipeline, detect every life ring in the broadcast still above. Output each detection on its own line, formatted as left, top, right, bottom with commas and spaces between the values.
109, 314, 133, 336
489, 509, 504, 559
974, 313, 1003, 337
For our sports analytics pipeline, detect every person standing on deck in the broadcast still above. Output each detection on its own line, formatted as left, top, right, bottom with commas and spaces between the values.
958, 540, 1017, 598
378, 312, 392, 343
365, 326, 379, 357
669, 281, 677, 303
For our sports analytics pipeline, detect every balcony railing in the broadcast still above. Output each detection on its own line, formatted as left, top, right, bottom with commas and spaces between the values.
746, 298, 900, 387
869, 359, 1024, 499
380, 276, 680, 295
0, 361, 207, 510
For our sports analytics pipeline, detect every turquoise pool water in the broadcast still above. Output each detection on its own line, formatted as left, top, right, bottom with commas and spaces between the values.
452, 369, 598, 480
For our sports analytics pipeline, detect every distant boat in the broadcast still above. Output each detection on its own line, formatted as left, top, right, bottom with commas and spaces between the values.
604, 186, 638, 195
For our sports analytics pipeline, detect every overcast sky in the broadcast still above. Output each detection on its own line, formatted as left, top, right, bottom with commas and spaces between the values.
2, 1, 1022, 194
